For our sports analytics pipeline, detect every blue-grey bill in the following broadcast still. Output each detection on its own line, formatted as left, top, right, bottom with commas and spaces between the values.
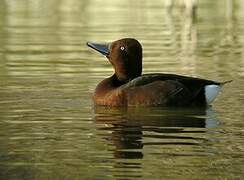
87, 42, 109, 56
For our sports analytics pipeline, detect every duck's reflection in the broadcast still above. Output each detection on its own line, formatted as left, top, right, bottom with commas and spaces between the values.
94, 106, 217, 158
94, 106, 217, 179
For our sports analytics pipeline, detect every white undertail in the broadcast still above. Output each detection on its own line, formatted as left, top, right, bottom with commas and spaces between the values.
204, 85, 221, 104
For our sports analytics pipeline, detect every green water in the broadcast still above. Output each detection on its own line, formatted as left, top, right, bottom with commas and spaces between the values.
0, 0, 243, 179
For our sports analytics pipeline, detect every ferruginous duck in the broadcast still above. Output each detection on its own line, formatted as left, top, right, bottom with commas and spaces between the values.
87, 38, 231, 107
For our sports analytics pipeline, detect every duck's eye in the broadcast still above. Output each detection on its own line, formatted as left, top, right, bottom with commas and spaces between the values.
119, 46, 128, 59
120, 46, 125, 51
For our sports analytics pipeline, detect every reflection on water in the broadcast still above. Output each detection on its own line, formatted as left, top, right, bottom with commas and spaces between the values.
94, 106, 219, 179
0, 0, 244, 179
95, 106, 213, 156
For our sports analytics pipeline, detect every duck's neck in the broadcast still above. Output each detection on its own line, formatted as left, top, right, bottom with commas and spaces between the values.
112, 74, 128, 86
94, 74, 125, 97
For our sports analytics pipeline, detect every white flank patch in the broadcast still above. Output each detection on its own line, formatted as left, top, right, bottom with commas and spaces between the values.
205, 85, 221, 104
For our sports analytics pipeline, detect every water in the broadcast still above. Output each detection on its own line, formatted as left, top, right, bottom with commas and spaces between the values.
0, 0, 244, 179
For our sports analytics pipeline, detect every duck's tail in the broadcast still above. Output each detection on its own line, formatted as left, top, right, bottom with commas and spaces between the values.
219, 80, 233, 86
205, 80, 233, 104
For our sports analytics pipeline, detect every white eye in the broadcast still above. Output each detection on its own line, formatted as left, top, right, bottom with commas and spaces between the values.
120, 46, 125, 51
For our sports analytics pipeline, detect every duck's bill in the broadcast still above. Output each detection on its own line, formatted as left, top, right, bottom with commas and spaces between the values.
87, 42, 109, 56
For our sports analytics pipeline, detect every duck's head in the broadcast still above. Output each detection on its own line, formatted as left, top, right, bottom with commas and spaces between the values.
87, 38, 142, 83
